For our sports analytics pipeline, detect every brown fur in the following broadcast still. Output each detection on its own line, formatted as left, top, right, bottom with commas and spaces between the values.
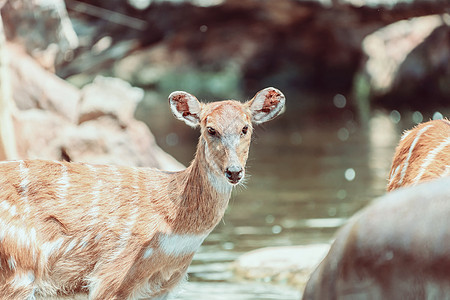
387, 119, 450, 191
0, 88, 285, 299
303, 177, 450, 300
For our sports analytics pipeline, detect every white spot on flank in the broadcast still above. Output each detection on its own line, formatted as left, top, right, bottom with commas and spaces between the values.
112, 168, 140, 258
30, 227, 37, 242
94, 233, 103, 242
56, 163, 70, 202
19, 161, 32, 218
9, 205, 16, 216
11, 271, 35, 289
41, 238, 64, 261
0, 222, 33, 249
30, 227, 38, 260
19, 161, 30, 195
86, 276, 102, 300
398, 124, 433, 185
88, 206, 100, 219
0, 218, 6, 241
15, 226, 30, 247
0, 200, 11, 212
110, 165, 122, 205
112, 206, 139, 258
413, 137, 450, 184
78, 235, 90, 250
64, 239, 78, 255
143, 247, 154, 259
8, 256, 16, 270
158, 233, 207, 256
87, 165, 102, 226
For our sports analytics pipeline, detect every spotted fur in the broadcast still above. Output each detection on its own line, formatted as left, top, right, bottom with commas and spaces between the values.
387, 119, 450, 191
0, 88, 285, 299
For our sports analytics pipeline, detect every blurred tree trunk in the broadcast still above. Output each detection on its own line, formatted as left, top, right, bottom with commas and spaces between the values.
0, 11, 18, 161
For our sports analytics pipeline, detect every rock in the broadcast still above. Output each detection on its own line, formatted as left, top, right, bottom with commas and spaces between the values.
58, 116, 184, 170
125, 119, 185, 171
5, 41, 183, 171
8, 43, 81, 123
0, 12, 19, 160
232, 244, 330, 288
14, 109, 73, 160
357, 14, 450, 108
79, 76, 144, 126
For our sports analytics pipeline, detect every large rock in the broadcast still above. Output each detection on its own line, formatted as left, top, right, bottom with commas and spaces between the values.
78, 76, 144, 126
59, 116, 183, 170
232, 244, 330, 288
0, 11, 18, 160
14, 109, 73, 160
8, 43, 80, 123
7, 42, 183, 171
356, 14, 450, 108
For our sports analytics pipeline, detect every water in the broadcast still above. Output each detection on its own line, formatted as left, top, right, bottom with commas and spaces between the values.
136, 93, 448, 299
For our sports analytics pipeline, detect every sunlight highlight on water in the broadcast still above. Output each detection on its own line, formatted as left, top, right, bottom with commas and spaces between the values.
344, 168, 356, 181
433, 111, 444, 120
412, 111, 423, 124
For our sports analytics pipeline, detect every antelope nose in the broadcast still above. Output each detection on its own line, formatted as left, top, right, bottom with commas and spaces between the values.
225, 166, 243, 184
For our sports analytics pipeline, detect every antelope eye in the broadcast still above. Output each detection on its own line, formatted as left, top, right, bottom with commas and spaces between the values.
241, 125, 249, 135
207, 127, 217, 136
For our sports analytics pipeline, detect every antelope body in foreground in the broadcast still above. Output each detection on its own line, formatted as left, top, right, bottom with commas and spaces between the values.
302, 177, 450, 300
387, 118, 450, 191
0, 88, 285, 299
303, 119, 450, 299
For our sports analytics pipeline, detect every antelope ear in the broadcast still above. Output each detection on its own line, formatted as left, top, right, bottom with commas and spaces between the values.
247, 87, 285, 124
169, 91, 202, 127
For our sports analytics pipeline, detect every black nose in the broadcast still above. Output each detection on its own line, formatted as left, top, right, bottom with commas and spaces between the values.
225, 166, 243, 184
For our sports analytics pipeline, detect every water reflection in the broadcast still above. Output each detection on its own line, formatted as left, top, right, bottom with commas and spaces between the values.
368, 111, 400, 190
136, 94, 448, 299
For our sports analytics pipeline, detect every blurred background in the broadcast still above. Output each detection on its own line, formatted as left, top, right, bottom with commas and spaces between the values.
0, 0, 449, 299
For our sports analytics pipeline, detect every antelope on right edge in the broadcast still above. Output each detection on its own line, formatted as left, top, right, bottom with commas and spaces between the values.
387, 118, 450, 191
0, 87, 285, 299
302, 176, 450, 300
302, 118, 450, 300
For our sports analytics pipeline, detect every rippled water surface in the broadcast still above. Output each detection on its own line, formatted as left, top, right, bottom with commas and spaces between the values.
136, 94, 448, 299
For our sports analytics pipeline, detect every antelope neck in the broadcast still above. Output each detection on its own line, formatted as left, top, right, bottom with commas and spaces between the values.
169, 138, 232, 233
185, 138, 232, 197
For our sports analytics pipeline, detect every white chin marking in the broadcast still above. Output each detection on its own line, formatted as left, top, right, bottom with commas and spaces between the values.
207, 171, 233, 194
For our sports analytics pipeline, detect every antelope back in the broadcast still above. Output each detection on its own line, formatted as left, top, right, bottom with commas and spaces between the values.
387, 119, 450, 191
0, 159, 172, 298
